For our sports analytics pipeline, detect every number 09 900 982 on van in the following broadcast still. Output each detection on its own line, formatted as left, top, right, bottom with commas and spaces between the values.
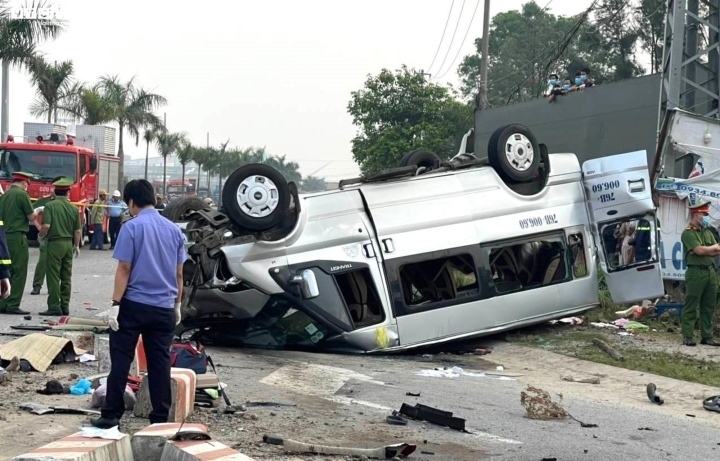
166, 124, 664, 353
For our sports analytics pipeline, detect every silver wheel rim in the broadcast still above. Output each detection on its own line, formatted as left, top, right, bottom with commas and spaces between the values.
236, 175, 279, 218
504, 133, 534, 172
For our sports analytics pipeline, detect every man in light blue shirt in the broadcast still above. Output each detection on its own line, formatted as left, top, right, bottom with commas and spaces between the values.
105, 190, 127, 250
91, 179, 186, 429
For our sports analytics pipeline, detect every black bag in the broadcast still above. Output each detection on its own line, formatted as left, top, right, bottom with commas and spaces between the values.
169, 340, 207, 374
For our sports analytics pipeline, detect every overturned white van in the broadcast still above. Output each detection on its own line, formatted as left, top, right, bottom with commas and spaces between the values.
167, 125, 664, 352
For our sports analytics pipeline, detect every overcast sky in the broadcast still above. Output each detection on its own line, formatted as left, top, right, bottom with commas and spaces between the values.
6, 0, 601, 181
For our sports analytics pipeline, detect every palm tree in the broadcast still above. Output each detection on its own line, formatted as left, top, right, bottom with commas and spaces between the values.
192, 146, 208, 192
155, 131, 187, 198
142, 120, 165, 180
62, 82, 114, 125
0, 1, 64, 138
98, 75, 167, 187
27, 56, 74, 123
176, 142, 195, 192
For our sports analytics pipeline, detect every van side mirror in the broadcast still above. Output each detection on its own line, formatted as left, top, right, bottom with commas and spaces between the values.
290, 269, 320, 299
89, 157, 98, 172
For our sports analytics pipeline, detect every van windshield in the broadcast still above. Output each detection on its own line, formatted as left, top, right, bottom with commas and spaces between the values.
0, 149, 77, 182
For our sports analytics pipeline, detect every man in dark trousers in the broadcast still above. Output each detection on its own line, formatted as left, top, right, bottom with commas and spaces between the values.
38, 178, 81, 316
105, 190, 126, 250
0, 212, 14, 299
91, 179, 186, 428
0, 172, 37, 315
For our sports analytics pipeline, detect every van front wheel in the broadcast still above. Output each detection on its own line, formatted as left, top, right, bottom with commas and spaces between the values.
488, 124, 541, 183
222, 163, 290, 232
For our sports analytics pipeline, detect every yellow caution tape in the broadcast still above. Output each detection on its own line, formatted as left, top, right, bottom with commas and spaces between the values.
0, 221, 3, 225
0, 259, 10, 264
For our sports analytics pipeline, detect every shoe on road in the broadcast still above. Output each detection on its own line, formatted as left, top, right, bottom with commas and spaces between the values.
30, 288, 40, 295
3, 309, 30, 315
701, 339, 720, 346
38, 310, 62, 316
683, 337, 697, 346
89, 417, 119, 429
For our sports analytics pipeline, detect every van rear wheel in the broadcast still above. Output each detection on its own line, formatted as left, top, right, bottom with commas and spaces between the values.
222, 163, 291, 232
399, 150, 442, 171
164, 197, 208, 222
488, 124, 541, 183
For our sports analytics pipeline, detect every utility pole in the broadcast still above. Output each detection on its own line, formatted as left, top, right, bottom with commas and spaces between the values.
414, 69, 432, 81
53, 61, 58, 124
479, 0, 491, 110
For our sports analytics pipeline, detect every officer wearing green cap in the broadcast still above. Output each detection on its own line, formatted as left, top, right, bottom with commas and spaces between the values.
681, 200, 720, 346
37, 177, 81, 316
0, 172, 37, 315
31, 180, 60, 295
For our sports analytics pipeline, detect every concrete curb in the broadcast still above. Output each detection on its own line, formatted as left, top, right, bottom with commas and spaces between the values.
11, 432, 133, 461
160, 440, 257, 461
131, 422, 208, 461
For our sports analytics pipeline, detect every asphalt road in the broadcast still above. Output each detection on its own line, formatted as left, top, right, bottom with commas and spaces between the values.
1, 248, 719, 461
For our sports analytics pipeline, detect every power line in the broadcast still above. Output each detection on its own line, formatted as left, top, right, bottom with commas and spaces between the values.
433, 0, 467, 81
434, 0, 482, 80
426, 0, 456, 75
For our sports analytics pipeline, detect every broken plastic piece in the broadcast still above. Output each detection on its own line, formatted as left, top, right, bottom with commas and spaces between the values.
703, 396, 720, 413
386, 415, 408, 425
398, 403, 466, 432
646, 383, 664, 405
405, 392, 421, 397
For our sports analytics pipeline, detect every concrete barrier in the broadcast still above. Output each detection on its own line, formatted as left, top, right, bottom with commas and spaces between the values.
131, 422, 208, 461
11, 432, 133, 460
160, 440, 257, 461
134, 368, 196, 422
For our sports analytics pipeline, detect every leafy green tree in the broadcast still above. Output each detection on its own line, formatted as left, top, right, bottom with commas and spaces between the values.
26, 56, 74, 123
635, 0, 666, 74
593, 0, 644, 80
458, 1, 608, 105
98, 75, 167, 187
155, 131, 187, 197
300, 176, 326, 193
142, 124, 164, 180
348, 65, 471, 174
263, 154, 302, 184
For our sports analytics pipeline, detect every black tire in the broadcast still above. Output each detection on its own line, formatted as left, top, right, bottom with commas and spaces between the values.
164, 197, 208, 222
222, 163, 290, 232
487, 124, 541, 183
399, 150, 442, 170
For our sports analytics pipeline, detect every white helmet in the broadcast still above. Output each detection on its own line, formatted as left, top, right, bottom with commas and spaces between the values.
112, 190, 121, 197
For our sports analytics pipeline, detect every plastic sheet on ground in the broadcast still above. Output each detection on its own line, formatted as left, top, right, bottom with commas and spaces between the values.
78, 425, 125, 440
415, 366, 515, 381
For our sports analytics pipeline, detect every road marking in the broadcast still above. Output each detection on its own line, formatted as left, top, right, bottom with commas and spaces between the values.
259, 363, 522, 445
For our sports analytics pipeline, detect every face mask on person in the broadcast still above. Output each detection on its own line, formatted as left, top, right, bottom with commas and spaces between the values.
563, 84, 570, 91
580, 74, 588, 82
548, 79, 557, 86
575, 77, 583, 85
701, 215, 712, 228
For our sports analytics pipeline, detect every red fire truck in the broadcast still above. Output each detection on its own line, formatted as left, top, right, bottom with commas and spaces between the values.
0, 131, 120, 245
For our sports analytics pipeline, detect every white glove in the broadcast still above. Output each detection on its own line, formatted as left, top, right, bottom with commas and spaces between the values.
0, 278, 10, 299
174, 302, 182, 326
108, 304, 119, 331
34, 206, 44, 214
38, 235, 47, 247
73, 247, 80, 258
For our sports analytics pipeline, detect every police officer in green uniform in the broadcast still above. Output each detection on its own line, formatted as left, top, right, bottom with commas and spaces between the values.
681, 201, 720, 346
0, 172, 37, 315
37, 178, 81, 316
30, 186, 57, 295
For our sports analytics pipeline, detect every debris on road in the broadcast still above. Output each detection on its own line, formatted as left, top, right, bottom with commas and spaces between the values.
646, 383, 665, 405
703, 396, 720, 413
592, 338, 624, 361
386, 414, 408, 425
263, 435, 417, 459
397, 403, 467, 432
562, 375, 601, 384
520, 386, 568, 420
245, 401, 297, 407
0, 333, 85, 372
405, 392, 421, 397
473, 348, 492, 355
638, 427, 658, 431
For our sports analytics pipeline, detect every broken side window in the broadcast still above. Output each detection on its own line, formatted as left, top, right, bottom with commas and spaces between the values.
599, 213, 657, 271
568, 233, 588, 278
398, 253, 479, 307
483, 232, 570, 294
335, 269, 385, 329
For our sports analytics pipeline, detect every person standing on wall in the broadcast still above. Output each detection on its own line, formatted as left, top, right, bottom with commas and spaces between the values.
37, 178, 81, 316
106, 190, 127, 250
681, 201, 720, 346
30, 185, 57, 295
90, 190, 108, 250
91, 179, 186, 429
0, 172, 37, 315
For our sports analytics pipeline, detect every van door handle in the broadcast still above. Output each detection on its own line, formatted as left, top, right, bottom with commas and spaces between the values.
382, 238, 395, 253
363, 243, 375, 258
